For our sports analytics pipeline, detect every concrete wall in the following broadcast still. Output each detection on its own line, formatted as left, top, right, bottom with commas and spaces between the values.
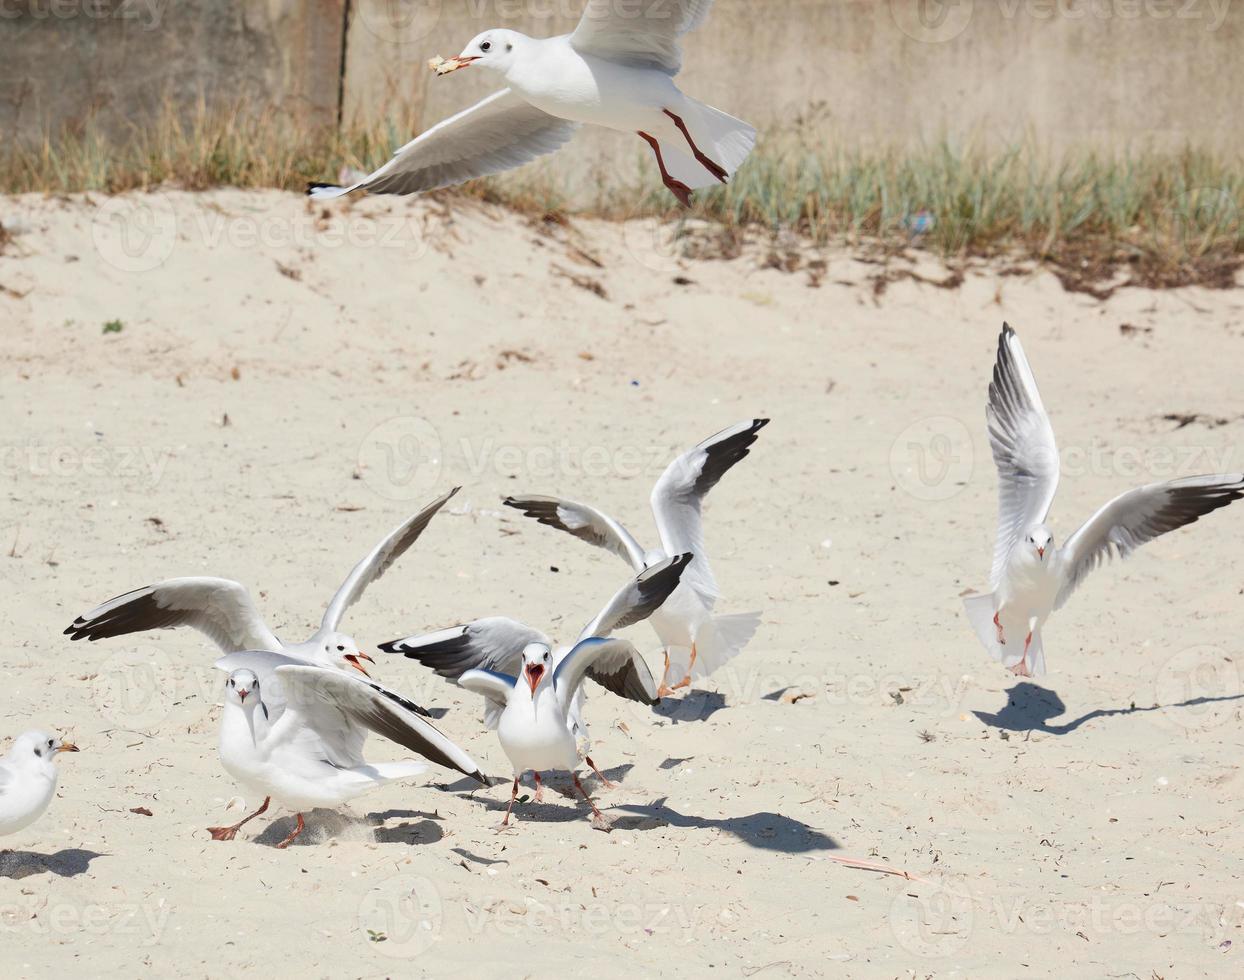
4, 0, 1241, 185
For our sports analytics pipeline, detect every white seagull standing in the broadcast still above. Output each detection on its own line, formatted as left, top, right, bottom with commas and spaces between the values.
308, 0, 755, 207
64, 488, 461, 682
504, 419, 767, 695
964, 324, 1244, 676
0, 731, 79, 840
379, 554, 691, 830
210, 659, 485, 847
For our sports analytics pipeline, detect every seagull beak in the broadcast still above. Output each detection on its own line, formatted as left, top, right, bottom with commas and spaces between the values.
237, 688, 249, 702
344, 654, 372, 677
57, 742, 80, 754
525, 663, 545, 695
436, 55, 479, 75
1037, 546, 1045, 559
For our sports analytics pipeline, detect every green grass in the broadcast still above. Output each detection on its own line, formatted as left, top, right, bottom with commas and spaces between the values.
3, 100, 1241, 290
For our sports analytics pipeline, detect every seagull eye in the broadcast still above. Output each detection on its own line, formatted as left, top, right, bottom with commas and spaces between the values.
47, 739, 54, 748
480, 40, 491, 51
337, 645, 345, 652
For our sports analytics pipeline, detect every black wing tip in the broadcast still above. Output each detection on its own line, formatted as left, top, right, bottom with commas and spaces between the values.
469, 769, 488, 787
752, 418, 771, 431
306, 181, 340, 195
376, 638, 404, 654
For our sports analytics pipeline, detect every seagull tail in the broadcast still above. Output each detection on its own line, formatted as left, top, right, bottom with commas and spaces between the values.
657, 100, 756, 190
676, 610, 761, 681
963, 592, 1006, 663
359, 760, 429, 783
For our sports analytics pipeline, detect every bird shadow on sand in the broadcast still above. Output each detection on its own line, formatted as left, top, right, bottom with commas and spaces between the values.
247, 808, 445, 848
0, 848, 104, 879
610, 798, 838, 853
974, 682, 1244, 735
652, 689, 728, 723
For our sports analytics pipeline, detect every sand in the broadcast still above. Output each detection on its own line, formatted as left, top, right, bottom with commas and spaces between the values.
0, 189, 1242, 978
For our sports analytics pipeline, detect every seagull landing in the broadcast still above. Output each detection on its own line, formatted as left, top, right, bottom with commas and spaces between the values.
308, 1, 754, 208
964, 324, 1244, 676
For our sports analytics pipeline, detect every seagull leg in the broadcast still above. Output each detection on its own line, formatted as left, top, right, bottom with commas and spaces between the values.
669, 642, 698, 691
637, 131, 693, 208
584, 755, 616, 790
1009, 633, 1034, 678
573, 772, 613, 833
657, 648, 676, 698
993, 612, 1006, 645
533, 771, 544, 804
274, 812, 306, 849
207, 795, 270, 842
663, 109, 729, 183
496, 776, 520, 832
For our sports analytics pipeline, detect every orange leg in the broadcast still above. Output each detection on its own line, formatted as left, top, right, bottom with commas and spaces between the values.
500, 776, 520, 828
207, 796, 270, 842
274, 812, 306, 849
669, 643, 698, 692
584, 755, 615, 789
656, 649, 675, 698
532, 771, 544, 804
637, 131, 693, 207
993, 612, 1006, 645
1009, 633, 1034, 677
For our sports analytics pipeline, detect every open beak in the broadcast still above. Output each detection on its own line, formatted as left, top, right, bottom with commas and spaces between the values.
525, 663, 545, 696
237, 688, 249, 702
431, 55, 478, 76
344, 653, 373, 677
57, 742, 80, 754
1037, 547, 1045, 559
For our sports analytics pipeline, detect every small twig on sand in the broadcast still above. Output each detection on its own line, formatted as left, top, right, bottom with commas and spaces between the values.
825, 854, 930, 882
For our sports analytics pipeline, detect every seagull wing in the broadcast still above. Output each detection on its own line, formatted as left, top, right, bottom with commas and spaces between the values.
986, 324, 1060, 588
502, 495, 647, 571
578, 553, 692, 641
650, 419, 768, 603
380, 618, 550, 729
569, 0, 716, 75
1055, 474, 1244, 609
274, 665, 486, 783
64, 577, 280, 653
553, 637, 655, 713
308, 89, 578, 199
320, 488, 459, 633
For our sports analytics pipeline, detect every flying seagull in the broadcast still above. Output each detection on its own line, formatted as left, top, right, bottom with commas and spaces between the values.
964, 324, 1244, 676
210, 660, 484, 847
308, 0, 754, 207
379, 554, 691, 830
504, 419, 767, 694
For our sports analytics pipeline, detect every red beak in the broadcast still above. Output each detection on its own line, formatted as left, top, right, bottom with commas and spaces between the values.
237, 689, 249, 702
344, 654, 372, 677
1037, 547, 1045, 558
525, 663, 544, 695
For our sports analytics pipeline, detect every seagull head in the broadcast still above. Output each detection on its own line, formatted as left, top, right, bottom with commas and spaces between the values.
521, 641, 553, 696
225, 669, 261, 707
441, 30, 526, 75
13, 730, 79, 765
321, 632, 375, 677
1025, 525, 1054, 561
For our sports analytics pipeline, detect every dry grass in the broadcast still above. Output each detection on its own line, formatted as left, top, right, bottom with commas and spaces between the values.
3, 100, 1241, 291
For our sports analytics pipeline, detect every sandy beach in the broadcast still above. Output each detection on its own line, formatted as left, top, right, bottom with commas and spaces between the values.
1, 188, 1242, 977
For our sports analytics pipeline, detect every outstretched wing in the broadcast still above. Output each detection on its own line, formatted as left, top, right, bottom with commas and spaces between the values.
553, 637, 655, 713
309, 89, 577, 199
64, 578, 280, 653
321, 488, 460, 633
578, 553, 693, 640
1055, 474, 1244, 608
274, 665, 486, 784
985, 324, 1060, 588
569, 0, 716, 75
502, 495, 647, 571
650, 419, 768, 602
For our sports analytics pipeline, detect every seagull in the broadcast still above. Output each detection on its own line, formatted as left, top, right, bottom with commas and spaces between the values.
64, 488, 461, 683
504, 419, 767, 695
0, 732, 79, 840
307, 0, 754, 207
964, 324, 1244, 676
209, 658, 485, 847
378, 553, 691, 830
